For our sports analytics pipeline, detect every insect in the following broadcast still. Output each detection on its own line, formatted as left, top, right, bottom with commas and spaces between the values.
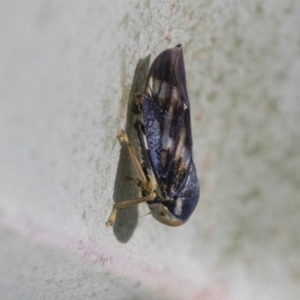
106, 44, 200, 226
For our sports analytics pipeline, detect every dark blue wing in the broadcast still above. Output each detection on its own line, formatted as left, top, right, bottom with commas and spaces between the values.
142, 45, 198, 204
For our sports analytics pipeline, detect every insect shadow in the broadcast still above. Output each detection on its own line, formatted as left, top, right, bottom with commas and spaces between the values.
112, 54, 151, 243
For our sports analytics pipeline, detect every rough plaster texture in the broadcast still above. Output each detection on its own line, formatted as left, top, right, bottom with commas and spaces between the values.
1, 0, 300, 299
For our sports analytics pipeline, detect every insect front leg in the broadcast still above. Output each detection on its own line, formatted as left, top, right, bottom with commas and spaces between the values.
117, 129, 157, 194
117, 130, 148, 185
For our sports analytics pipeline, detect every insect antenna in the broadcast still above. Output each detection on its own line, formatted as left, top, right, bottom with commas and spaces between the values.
139, 211, 152, 219
128, 211, 152, 224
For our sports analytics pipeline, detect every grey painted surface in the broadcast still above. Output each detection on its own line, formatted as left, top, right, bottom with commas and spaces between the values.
0, 1, 299, 299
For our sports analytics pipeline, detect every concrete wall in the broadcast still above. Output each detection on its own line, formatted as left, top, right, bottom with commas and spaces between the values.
1, 1, 299, 299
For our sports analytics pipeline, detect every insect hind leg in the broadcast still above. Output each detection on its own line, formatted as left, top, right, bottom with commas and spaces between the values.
105, 130, 157, 226
106, 193, 156, 226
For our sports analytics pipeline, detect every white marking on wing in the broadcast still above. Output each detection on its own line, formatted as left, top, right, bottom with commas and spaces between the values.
162, 131, 170, 149
182, 146, 190, 165
167, 137, 175, 152
153, 78, 161, 95
148, 76, 153, 91
175, 127, 187, 161
142, 132, 149, 150
171, 87, 179, 106
162, 108, 173, 149
158, 81, 170, 106
146, 77, 153, 95
174, 197, 183, 216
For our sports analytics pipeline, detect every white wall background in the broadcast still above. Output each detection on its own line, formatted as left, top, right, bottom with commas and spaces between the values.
1, 1, 299, 299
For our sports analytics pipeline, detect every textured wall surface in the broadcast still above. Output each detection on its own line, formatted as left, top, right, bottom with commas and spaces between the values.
1, 1, 299, 299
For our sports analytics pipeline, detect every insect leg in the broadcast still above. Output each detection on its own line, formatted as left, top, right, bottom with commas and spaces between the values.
117, 130, 148, 185
106, 193, 156, 226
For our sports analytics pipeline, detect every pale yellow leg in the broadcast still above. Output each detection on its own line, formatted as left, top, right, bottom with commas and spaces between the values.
106, 193, 156, 226
117, 130, 148, 185
106, 130, 157, 226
